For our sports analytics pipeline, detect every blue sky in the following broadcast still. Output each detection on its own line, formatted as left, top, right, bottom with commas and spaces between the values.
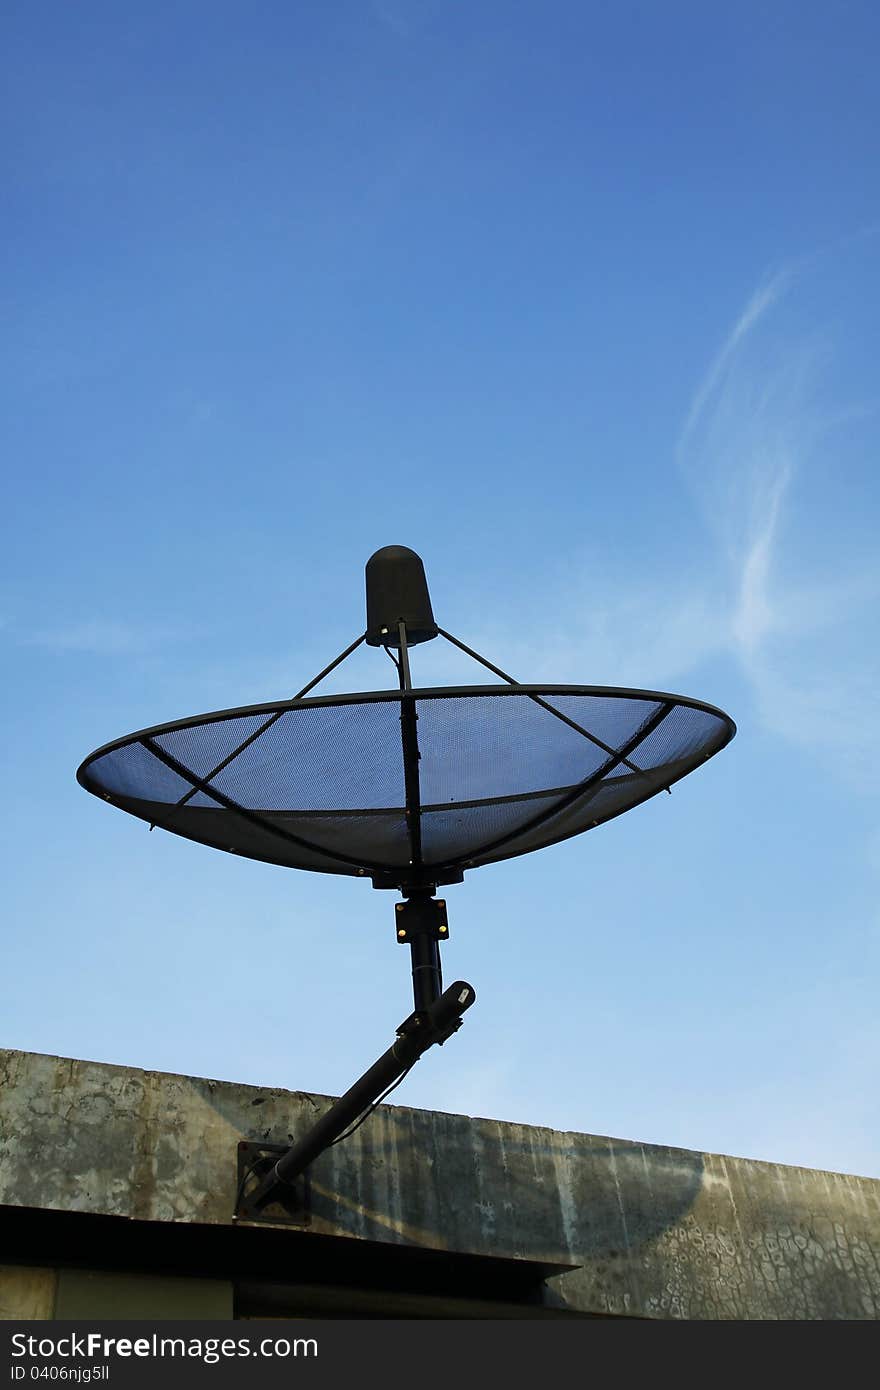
2, 2, 879, 1179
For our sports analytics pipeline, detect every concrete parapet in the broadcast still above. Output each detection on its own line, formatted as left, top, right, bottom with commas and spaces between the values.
1, 1048, 878, 1319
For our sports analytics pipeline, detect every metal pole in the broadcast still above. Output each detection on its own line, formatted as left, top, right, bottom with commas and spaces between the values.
410, 930, 442, 1011
396, 620, 424, 871
397, 620, 413, 691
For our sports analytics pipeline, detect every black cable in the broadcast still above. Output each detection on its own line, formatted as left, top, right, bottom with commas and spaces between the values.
328, 1064, 417, 1148
233, 1156, 267, 1214
383, 644, 401, 672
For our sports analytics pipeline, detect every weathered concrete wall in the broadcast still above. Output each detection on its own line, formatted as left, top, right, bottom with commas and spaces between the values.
1, 1048, 878, 1319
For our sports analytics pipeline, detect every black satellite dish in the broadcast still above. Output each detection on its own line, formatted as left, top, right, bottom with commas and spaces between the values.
78, 547, 735, 1218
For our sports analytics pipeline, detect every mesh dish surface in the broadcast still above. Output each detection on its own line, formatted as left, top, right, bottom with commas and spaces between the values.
77, 685, 735, 878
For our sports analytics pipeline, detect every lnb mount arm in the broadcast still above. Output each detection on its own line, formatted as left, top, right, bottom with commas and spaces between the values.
238, 978, 476, 1218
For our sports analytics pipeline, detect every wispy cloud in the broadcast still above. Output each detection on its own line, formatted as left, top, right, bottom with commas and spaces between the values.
731, 458, 792, 652
22, 619, 187, 656
370, 0, 433, 39
677, 258, 880, 788
453, 252, 879, 793
678, 269, 795, 458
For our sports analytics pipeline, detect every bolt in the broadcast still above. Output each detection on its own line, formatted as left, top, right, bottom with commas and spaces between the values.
396, 903, 403, 912
397, 929, 406, 940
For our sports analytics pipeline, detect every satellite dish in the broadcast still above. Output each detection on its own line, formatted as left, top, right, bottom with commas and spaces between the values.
78, 546, 735, 1217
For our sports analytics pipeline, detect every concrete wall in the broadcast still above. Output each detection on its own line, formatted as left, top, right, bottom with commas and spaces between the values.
0, 1266, 56, 1319
1, 1048, 878, 1319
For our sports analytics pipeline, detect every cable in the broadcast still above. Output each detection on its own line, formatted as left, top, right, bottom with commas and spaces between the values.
237, 1061, 418, 1208
233, 1155, 267, 1214
328, 1063, 417, 1148
383, 644, 401, 672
